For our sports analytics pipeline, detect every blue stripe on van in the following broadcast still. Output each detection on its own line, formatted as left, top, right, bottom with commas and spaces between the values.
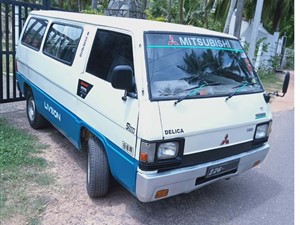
16, 71, 138, 194
17, 71, 82, 149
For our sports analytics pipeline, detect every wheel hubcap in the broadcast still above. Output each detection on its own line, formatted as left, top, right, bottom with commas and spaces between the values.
28, 98, 35, 121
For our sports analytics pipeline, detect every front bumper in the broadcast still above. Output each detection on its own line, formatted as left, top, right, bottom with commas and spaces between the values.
136, 143, 269, 202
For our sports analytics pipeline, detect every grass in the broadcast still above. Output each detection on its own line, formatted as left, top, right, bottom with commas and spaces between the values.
0, 117, 52, 225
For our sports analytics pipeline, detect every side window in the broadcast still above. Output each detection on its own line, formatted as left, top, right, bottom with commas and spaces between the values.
21, 18, 48, 51
86, 29, 134, 82
43, 23, 82, 65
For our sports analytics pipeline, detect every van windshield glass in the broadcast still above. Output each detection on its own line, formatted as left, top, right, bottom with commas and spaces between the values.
145, 33, 264, 100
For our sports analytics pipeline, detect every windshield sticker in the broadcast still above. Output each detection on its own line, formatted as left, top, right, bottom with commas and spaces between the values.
168, 35, 179, 45
177, 36, 230, 48
147, 34, 243, 52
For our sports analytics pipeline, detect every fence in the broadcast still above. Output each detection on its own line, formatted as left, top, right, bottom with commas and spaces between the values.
0, 0, 50, 103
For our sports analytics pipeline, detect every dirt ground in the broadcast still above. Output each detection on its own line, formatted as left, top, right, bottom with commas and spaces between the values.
0, 71, 295, 225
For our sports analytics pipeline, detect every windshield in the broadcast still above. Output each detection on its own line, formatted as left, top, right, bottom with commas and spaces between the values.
145, 33, 264, 100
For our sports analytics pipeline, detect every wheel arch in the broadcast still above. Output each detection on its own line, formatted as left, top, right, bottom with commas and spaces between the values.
24, 82, 31, 98
80, 124, 137, 194
80, 126, 108, 154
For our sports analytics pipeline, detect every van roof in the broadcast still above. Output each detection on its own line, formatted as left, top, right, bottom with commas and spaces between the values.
31, 10, 235, 39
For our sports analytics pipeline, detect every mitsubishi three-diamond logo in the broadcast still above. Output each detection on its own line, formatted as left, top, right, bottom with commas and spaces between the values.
220, 134, 229, 145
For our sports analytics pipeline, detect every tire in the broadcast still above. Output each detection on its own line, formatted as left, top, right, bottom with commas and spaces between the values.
26, 91, 48, 129
87, 136, 110, 197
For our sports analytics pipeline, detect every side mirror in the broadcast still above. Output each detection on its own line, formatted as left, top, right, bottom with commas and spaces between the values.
264, 71, 290, 103
111, 65, 134, 92
282, 71, 290, 96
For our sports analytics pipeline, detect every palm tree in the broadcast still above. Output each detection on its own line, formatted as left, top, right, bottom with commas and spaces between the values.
251, 0, 293, 33
223, 0, 237, 33
272, 0, 293, 32
168, 0, 172, 22
207, 0, 293, 35
233, 0, 244, 38
179, 0, 184, 24
141, 0, 148, 16
206, 0, 232, 28
204, 0, 208, 28
207, 0, 244, 37
91, 0, 97, 10
59, 0, 64, 8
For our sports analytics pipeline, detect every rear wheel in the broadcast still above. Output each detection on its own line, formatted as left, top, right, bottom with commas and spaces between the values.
26, 91, 48, 129
87, 136, 110, 197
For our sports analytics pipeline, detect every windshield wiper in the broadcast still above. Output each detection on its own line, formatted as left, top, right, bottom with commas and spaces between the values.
225, 81, 256, 102
174, 82, 221, 106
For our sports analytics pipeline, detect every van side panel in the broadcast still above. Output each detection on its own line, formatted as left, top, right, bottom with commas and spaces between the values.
16, 18, 139, 194
74, 76, 139, 193
17, 72, 81, 149
17, 71, 138, 193
17, 72, 138, 194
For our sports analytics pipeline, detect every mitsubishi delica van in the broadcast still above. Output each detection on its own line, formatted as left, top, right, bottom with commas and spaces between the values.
16, 10, 289, 202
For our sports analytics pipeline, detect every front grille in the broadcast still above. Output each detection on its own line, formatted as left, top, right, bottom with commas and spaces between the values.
180, 141, 254, 169
139, 141, 264, 172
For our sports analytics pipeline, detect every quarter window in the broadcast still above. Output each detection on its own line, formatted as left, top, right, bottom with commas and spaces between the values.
86, 29, 134, 82
43, 23, 82, 65
21, 18, 48, 50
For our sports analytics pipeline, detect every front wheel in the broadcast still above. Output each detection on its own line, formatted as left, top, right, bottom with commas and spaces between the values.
26, 91, 48, 129
87, 136, 110, 197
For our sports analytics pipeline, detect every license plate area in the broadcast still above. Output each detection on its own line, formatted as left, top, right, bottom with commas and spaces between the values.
205, 159, 240, 178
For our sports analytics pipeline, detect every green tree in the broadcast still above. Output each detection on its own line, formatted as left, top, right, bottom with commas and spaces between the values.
246, 0, 294, 46
223, 0, 237, 33
207, 0, 294, 44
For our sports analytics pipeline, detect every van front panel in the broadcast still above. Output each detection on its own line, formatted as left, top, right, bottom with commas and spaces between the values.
134, 31, 273, 201
136, 144, 269, 202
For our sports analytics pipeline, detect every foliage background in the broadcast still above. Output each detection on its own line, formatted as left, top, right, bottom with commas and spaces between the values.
43, 0, 294, 48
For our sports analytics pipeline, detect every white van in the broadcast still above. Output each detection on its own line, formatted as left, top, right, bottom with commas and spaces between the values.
16, 10, 289, 202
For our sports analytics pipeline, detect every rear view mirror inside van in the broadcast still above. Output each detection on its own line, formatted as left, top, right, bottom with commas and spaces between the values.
111, 65, 134, 92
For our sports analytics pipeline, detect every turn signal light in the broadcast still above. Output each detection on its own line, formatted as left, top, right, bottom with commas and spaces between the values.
140, 152, 148, 162
155, 189, 169, 199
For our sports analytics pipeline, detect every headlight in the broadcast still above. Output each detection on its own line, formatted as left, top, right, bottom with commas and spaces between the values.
140, 140, 181, 163
254, 123, 269, 139
157, 142, 179, 160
